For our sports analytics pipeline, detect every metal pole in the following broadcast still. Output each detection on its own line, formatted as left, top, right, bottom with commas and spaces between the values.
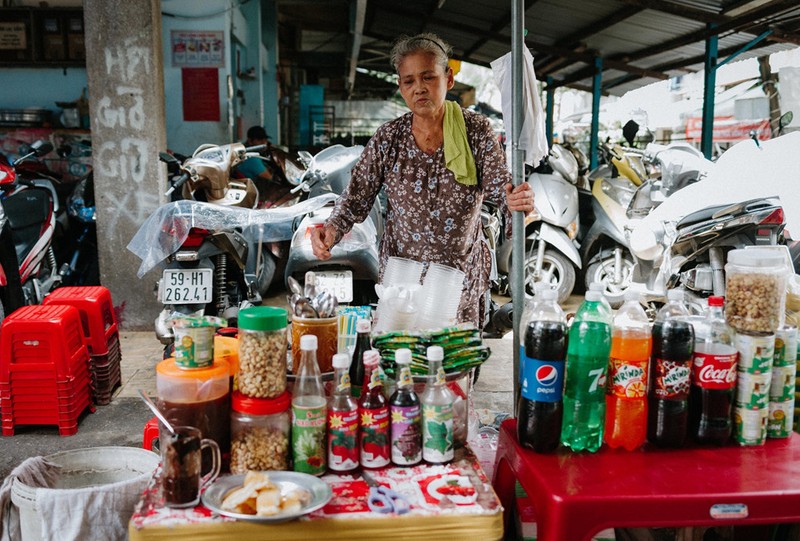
546, 76, 554, 147
589, 56, 602, 170
511, 0, 525, 417
701, 23, 718, 159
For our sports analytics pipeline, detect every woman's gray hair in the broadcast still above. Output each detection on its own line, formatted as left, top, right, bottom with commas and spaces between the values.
390, 33, 452, 73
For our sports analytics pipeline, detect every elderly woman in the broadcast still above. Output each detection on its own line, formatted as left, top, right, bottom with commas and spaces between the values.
311, 32, 534, 327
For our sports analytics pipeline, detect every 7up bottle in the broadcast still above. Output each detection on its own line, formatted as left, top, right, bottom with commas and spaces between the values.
292, 335, 327, 475
421, 346, 455, 464
561, 291, 612, 452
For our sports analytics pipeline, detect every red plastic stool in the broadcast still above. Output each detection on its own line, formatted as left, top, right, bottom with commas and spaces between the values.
492, 418, 800, 541
143, 416, 160, 452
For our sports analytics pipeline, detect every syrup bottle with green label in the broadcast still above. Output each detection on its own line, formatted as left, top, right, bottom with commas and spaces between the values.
358, 350, 390, 468
328, 352, 359, 472
389, 348, 422, 465
421, 345, 454, 464
292, 334, 327, 476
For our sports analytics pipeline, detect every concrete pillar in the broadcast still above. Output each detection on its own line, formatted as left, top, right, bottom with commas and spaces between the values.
84, 0, 167, 329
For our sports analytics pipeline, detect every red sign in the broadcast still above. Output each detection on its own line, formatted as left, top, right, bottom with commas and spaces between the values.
181, 68, 219, 122
685, 116, 770, 143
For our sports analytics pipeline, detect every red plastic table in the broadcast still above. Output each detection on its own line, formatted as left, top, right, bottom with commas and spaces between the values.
492, 418, 800, 541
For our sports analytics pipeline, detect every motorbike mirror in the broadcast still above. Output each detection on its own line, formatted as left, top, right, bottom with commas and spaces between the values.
622, 120, 639, 147
779, 111, 794, 129
297, 151, 313, 167
159, 152, 180, 165
31, 140, 54, 156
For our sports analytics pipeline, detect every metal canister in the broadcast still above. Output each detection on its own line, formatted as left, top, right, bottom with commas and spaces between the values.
736, 371, 772, 410
768, 400, 794, 438
735, 333, 775, 374
734, 406, 768, 446
770, 364, 797, 402
773, 326, 798, 367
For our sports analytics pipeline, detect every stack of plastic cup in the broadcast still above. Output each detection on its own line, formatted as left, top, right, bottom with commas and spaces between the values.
374, 257, 425, 332
416, 263, 465, 330
382, 257, 425, 287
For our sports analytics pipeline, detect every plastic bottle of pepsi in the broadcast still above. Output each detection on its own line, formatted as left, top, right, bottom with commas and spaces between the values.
517, 287, 567, 453
647, 289, 695, 448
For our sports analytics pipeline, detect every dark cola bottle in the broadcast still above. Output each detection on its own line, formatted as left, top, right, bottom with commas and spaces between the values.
517, 287, 567, 453
648, 290, 695, 448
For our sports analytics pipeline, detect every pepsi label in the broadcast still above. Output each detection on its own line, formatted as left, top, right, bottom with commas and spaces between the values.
520, 346, 564, 402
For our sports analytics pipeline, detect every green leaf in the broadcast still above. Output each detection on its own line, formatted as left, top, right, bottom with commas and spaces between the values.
424, 421, 451, 454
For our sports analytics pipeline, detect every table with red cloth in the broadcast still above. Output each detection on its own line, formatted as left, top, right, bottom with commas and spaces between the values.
492, 418, 800, 541
128, 447, 503, 541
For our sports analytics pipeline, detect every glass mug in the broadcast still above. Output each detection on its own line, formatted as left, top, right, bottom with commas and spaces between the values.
161, 425, 221, 508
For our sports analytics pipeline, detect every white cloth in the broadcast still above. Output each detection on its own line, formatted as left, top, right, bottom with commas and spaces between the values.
491, 46, 549, 168
0, 456, 61, 541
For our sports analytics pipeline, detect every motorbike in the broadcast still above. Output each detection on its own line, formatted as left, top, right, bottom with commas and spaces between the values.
493, 143, 581, 303
284, 144, 382, 306
0, 140, 62, 319
627, 131, 800, 311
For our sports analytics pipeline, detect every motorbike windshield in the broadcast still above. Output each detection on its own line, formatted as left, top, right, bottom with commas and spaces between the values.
631, 131, 800, 242
127, 194, 337, 276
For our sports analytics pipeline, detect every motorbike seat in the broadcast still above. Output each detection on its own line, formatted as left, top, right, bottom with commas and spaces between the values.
2, 189, 51, 265
676, 204, 729, 229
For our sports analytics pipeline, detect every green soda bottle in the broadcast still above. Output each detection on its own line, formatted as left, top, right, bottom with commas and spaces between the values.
561, 291, 612, 452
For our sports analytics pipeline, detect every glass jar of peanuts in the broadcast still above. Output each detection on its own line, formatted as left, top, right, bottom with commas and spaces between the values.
724, 248, 788, 334
230, 390, 291, 473
238, 306, 288, 398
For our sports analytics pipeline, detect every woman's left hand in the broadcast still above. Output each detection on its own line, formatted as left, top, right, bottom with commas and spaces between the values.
505, 182, 535, 215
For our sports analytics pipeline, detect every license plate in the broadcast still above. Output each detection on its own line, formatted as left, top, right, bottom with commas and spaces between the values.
160, 269, 213, 304
314, 270, 353, 302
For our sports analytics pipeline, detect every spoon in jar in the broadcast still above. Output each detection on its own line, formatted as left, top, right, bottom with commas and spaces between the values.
138, 389, 176, 435
294, 297, 319, 318
287, 275, 304, 296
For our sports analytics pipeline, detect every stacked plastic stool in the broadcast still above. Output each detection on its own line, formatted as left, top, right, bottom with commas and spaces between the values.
44, 286, 122, 405
0, 304, 94, 436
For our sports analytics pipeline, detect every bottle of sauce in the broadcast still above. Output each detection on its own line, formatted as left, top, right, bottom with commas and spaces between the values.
421, 346, 455, 464
291, 335, 327, 476
328, 352, 359, 472
389, 348, 422, 465
358, 350, 390, 468
350, 318, 372, 398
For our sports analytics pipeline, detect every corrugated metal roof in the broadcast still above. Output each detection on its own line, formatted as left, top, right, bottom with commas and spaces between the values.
344, 0, 800, 96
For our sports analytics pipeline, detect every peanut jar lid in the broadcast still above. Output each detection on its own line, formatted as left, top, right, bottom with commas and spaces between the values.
727, 248, 785, 269
232, 390, 291, 414
238, 306, 288, 331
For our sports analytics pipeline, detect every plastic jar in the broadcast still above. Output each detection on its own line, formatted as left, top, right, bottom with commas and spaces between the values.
230, 390, 291, 473
725, 248, 787, 334
238, 306, 288, 398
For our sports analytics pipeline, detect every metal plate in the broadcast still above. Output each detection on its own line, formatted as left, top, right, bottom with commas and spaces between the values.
314, 270, 353, 302
160, 268, 213, 304
202, 472, 332, 523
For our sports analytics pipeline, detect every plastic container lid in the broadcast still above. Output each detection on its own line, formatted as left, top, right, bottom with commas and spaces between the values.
356, 318, 371, 333
539, 288, 558, 301
231, 390, 291, 415
300, 334, 318, 350
585, 291, 602, 302
427, 345, 444, 361
395, 348, 412, 365
238, 306, 287, 331
332, 352, 350, 369
156, 357, 229, 380
727, 248, 785, 268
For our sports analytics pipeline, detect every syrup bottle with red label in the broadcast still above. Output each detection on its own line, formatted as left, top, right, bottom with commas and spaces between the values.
358, 350, 390, 468
328, 353, 359, 472
689, 296, 738, 445
389, 348, 422, 465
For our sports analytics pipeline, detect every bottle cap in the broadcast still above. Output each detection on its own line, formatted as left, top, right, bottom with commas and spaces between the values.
395, 348, 412, 365
624, 290, 640, 302
427, 345, 444, 362
356, 318, 371, 333
666, 289, 683, 302
585, 291, 602, 302
238, 306, 288, 331
708, 296, 724, 308
332, 352, 350, 369
363, 349, 380, 366
588, 283, 604, 292
300, 334, 317, 350
231, 390, 291, 415
539, 288, 558, 301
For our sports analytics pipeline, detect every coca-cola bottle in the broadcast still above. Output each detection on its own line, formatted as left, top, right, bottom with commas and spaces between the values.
689, 296, 738, 445
647, 289, 695, 448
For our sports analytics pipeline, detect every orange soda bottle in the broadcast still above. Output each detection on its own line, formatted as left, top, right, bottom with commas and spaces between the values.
604, 290, 652, 450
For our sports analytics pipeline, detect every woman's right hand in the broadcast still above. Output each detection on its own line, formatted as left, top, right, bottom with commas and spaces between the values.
310, 224, 337, 260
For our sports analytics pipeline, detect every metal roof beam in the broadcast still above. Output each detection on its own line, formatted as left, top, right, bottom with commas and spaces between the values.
617, 0, 724, 24
463, 0, 541, 57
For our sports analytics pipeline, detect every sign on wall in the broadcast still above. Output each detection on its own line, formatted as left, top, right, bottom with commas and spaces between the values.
171, 30, 224, 68
182, 68, 220, 122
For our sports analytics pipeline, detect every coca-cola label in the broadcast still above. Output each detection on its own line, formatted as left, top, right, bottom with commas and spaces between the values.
653, 358, 692, 399
520, 346, 564, 403
608, 358, 648, 398
692, 351, 738, 390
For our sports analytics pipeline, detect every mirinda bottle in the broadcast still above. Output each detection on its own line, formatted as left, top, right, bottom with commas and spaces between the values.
604, 290, 652, 450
